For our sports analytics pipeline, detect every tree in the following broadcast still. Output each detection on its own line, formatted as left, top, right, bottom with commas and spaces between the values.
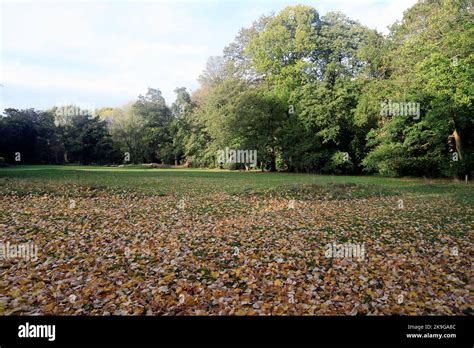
242, 5, 375, 173
0, 109, 63, 164
198, 56, 234, 87
170, 88, 194, 165
362, 0, 473, 177
247, 5, 322, 89
106, 104, 147, 164
62, 114, 115, 165
133, 88, 173, 163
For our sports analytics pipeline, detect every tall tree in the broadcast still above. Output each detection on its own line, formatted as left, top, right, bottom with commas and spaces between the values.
63, 114, 115, 165
0, 109, 63, 164
133, 88, 173, 163
362, 0, 473, 177
170, 87, 194, 165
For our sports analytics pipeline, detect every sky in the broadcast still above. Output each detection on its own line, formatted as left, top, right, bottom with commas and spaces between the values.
0, 0, 417, 111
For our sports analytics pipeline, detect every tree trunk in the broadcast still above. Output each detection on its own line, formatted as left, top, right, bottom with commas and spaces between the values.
452, 129, 463, 160
269, 149, 276, 172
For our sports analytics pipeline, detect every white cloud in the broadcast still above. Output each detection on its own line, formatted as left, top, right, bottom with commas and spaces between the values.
339, 0, 418, 33
1, 0, 417, 110
1, 1, 216, 106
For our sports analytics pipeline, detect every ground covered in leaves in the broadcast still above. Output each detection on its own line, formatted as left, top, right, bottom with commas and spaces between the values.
0, 166, 472, 315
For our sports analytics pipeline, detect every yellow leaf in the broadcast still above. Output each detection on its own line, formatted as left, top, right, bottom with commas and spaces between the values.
9, 289, 21, 298
43, 302, 55, 313
163, 273, 175, 283
34, 281, 46, 289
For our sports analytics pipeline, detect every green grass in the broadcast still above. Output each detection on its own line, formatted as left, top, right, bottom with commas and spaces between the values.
0, 165, 472, 204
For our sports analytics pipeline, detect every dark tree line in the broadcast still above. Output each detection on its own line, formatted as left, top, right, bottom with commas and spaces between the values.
0, 108, 119, 165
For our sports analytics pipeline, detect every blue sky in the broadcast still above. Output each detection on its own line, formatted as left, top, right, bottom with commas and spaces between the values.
0, 0, 417, 111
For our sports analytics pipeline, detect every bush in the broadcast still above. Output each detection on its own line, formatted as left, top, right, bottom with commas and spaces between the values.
323, 151, 354, 174
362, 143, 405, 177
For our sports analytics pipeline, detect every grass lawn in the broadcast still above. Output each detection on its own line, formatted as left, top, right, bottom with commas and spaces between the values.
0, 165, 472, 315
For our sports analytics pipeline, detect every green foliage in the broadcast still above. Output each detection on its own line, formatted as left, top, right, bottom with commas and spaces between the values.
62, 114, 117, 165
105, 104, 147, 163
0, 109, 64, 164
2, 1, 471, 178
133, 88, 173, 163
325, 151, 354, 174
360, 0, 473, 177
